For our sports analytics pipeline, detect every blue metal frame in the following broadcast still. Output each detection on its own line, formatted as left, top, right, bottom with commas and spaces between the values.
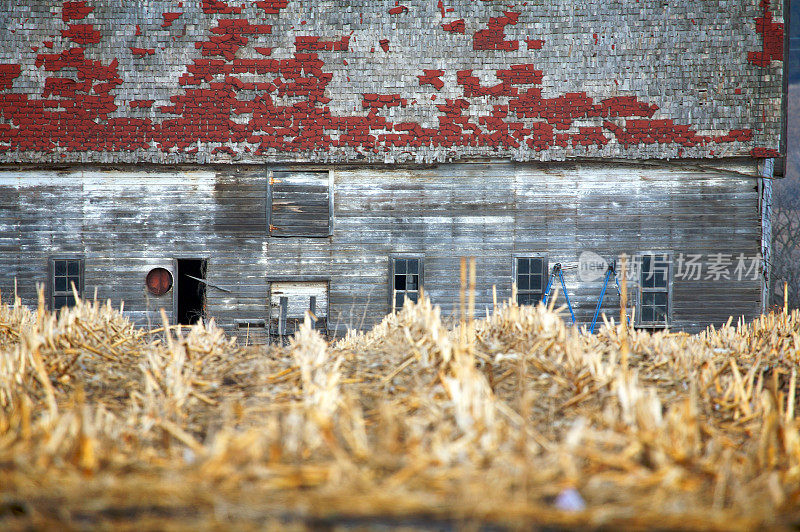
542, 263, 576, 324
588, 260, 628, 333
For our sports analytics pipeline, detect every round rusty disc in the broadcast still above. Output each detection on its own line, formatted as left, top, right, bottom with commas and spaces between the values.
145, 268, 173, 296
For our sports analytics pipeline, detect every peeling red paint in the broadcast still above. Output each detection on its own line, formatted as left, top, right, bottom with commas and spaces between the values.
388, 5, 408, 15
525, 39, 544, 49
162, 12, 183, 28
379, 39, 390, 52
363, 94, 407, 109
295, 35, 349, 52
61, 24, 102, 45
751, 147, 781, 157
473, 12, 519, 51
255, 0, 288, 15
0, 2, 767, 157
0, 65, 21, 91
418, 69, 445, 90
748, 0, 783, 66
195, 19, 272, 61
62, 1, 94, 22
442, 19, 466, 34
202, 0, 243, 15
131, 47, 155, 57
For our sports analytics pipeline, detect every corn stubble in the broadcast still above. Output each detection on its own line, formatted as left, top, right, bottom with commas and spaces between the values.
1, 288, 800, 530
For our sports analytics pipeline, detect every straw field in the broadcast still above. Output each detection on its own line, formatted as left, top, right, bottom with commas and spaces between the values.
1, 283, 800, 531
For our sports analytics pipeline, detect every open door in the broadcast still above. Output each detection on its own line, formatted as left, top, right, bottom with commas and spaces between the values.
176, 259, 207, 325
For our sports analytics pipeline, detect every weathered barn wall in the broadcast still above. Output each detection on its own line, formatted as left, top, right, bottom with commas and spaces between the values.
0, 161, 761, 336
0, 0, 784, 164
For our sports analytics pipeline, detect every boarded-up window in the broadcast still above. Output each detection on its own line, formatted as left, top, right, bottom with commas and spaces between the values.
269, 281, 328, 339
268, 171, 332, 237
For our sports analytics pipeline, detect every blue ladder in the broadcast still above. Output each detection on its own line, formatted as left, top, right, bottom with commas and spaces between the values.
542, 263, 576, 324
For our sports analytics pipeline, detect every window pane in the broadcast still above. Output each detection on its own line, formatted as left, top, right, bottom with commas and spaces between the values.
55, 261, 66, 276
530, 274, 541, 291
395, 275, 406, 291
65, 295, 76, 308
395, 259, 406, 274
407, 259, 418, 274
652, 258, 668, 286
55, 276, 67, 292
407, 274, 417, 291
67, 260, 80, 276
395, 293, 405, 309
653, 306, 668, 321
642, 255, 670, 289
641, 306, 654, 322
407, 292, 418, 303
67, 276, 80, 291
518, 275, 529, 290
642, 269, 655, 288
531, 258, 543, 275
653, 292, 668, 306
518, 258, 529, 274
517, 293, 529, 305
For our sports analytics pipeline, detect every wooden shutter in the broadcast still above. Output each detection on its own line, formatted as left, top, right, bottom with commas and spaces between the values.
269, 171, 331, 237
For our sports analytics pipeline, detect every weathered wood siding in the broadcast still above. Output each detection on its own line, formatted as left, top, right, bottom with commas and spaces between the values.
268, 171, 332, 237
0, 160, 762, 338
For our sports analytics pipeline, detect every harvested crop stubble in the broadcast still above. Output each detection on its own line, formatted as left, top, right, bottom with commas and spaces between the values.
1, 290, 800, 530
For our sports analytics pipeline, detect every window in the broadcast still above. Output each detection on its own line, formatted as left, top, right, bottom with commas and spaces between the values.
391, 257, 422, 311
268, 170, 332, 237
269, 281, 328, 340
515, 256, 547, 305
637, 253, 671, 327
50, 257, 83, 310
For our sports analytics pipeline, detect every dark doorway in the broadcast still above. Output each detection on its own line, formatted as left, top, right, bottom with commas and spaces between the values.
177, 259, 207, 325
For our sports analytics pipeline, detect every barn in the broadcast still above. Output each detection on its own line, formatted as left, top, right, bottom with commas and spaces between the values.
0, 0, 786, 340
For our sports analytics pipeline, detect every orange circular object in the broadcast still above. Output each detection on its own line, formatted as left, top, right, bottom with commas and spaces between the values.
146, 268, 173, 296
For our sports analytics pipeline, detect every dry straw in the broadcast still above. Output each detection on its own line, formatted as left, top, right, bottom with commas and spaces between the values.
1, 286, 800, 530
